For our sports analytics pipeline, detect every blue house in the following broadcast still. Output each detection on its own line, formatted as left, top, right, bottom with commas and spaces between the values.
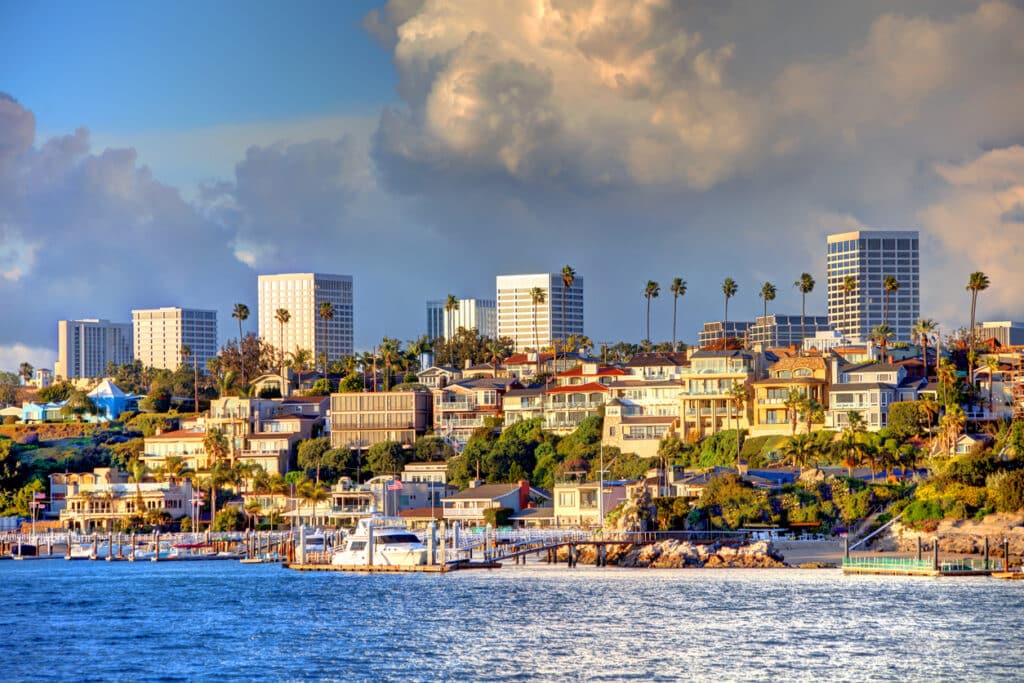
87, 379, 138, 421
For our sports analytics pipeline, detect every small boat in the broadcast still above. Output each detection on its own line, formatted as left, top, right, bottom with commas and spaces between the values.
330, 516, 427, 567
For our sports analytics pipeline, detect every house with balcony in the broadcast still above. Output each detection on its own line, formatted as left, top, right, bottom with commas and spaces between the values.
622, 351, 689, 380
602, 398, 678, 458
417, 365, 461, 389
826, 360, 926, 431
432, 377, 521, 445
750, 355, 831, 436
442, 480, 546, 525
504, 351, 594, 382
603, 357, 684, 456
143, 429, 209, 470
679, 350, 770, 439
502, 387, 547, 426
53, 467, 192, 531
543, 362, 625, 433
552, 480, 630, 528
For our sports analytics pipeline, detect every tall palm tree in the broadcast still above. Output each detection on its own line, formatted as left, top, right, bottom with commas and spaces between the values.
561, 265, 576, 365
318, 301, 334, 376
288, 348, 313, 391
721, 278, 738, 347
379, 337, 401, 391
643, 280, 660, 342
870, 324, 895, 362
180, 344, 199, 415
841, 275, 857, 334
912, 318, 938, 379
444, 294, 459, 366
670, 278, 687, 352
966, 271, 990, 382
275, 308, 291, 376
759, 281, 777, 326
781, 434, 814, 470
783, 388, 804, 436
530, 287, 546, 378
298, 480, 330, 527
728, 381, 747, 464
202, 428, 230, 527
232, 303, 249, 343
794, 273, 815, 347
883, 275, 900, 326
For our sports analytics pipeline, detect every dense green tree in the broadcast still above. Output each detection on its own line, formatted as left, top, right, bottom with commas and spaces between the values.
297, 437, 332, 484
306, 378, 332, 396
0, 372, 18, 405
365, 441, 407, 477
37, 381, 74, 403
414, 436, 454, 462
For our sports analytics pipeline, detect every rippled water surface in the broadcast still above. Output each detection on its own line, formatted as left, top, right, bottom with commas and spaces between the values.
3, 560, 1022, 681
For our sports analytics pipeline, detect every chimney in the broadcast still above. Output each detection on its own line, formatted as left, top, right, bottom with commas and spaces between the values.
464, 358, 472, 370
518, 479, 530, 511
154, 427, 163, 436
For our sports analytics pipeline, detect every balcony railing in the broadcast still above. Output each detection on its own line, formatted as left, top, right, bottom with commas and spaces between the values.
436, 399, 475, 411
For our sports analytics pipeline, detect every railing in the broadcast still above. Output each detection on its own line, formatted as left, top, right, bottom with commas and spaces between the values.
842, 556, 1006, 572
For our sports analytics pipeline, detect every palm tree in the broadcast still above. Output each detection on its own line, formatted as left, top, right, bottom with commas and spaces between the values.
244, 500, 262, 531
232, 303, 249, 343
759, 281, 777, 326
288, 348, 313, 391
912, 318, 938, 380
298, 480, 330, 527
129, 457, 148, 527
940, 405, 966, 455
530, 287, 546, 378
669, 278, 687, 352
966, 271, 990, 382
18, 362, 33, 384
379, 337, 401, 391
783, 388, 804, 436
318, 301, 335, 376
841, 275, 857, 333
728, 381, 748, 464
883, 275, 900, 326
159, 455, 192, 485
721, 278, 738, 346
794, 273, 815, 347
870, 324, 895, 362
275, 308, 291, 376
203, 428, 230, 527
781, 434, 814, 470
643, 280, 660, 342
444, 294, 459, 366
561, 265, 576, 365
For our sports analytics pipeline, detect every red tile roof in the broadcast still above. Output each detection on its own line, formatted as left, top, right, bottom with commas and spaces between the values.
145, 430, 205, 441
556, 366, 625, 378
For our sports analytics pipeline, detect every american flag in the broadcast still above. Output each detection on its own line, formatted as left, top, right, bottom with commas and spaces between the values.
387, 479, 403, 491
33, 492, 46, 500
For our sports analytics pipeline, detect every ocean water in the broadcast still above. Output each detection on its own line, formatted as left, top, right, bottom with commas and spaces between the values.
2, 559, 1022, 682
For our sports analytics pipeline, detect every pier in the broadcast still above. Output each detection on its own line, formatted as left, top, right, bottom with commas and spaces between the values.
842, 536, 1012, 577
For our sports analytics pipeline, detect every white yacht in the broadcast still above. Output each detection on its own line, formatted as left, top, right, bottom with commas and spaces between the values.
330, 516, 428, 567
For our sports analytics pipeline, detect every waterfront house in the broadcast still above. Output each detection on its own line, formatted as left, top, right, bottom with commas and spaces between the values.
502, 387, 546, 426
53, 467, 192, 531
826, 359, 926, 431
679, 350, 771, 439
329, 389, 432, 450
431, 377, 521, 445
442, 480, 548, 526
552, 480, 630, 528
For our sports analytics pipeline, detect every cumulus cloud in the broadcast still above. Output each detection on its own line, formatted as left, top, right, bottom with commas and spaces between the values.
373, 0, 759, 194
0, 94, 251, 353
0, 344, 56, 375
920, 145, 1024, 325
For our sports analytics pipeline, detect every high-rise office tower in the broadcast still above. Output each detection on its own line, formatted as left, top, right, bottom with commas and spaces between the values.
496, 273, 584, 352
827, 230, 920, 342
132, 307, 218, 371
258, 273, 354, 362
426, 298, 497, 340
55, 319, 133, 380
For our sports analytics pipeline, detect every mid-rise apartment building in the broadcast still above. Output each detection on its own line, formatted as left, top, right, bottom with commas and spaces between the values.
749, 314, 832, 349
258, 272, 354, 361
827, 230, 920, 342
977, 322, 1024, 347
698, 321, 753, 348
132, 307, 217, 370
496, 273, 584, 352
55, 319, 133, 380
329, 390, 432, 449
426, 297, 497, 340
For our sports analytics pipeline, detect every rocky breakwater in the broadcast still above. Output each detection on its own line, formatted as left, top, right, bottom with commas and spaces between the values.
568, 540, 786, 569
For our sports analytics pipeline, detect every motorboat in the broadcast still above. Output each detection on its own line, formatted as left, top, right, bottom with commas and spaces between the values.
330, 516, 427, 567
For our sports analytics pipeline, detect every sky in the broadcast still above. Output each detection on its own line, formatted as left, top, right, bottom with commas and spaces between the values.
1, 0, 1022, 372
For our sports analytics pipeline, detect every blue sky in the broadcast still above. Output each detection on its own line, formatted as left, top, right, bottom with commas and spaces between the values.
1, 0, 395, 133
0, 0, 1021, 371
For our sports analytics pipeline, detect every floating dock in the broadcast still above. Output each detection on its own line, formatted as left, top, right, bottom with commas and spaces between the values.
283, 560, 501, 573
842, 556, 1004, 577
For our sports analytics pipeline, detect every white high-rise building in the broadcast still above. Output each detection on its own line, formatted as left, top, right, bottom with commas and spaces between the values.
426, 298, 497, 340
496, 273, 584, 352
132, 307, 218, 371
55, 319, 133, 380
258, 273, 354, 362
827, 230, 920, 342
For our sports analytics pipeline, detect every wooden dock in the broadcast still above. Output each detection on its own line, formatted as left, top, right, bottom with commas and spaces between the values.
842, 556, 1005, 577
283, 560, 501, 573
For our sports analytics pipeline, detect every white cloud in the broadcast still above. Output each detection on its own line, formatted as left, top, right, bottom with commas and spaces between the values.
0, 344, 55, 375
